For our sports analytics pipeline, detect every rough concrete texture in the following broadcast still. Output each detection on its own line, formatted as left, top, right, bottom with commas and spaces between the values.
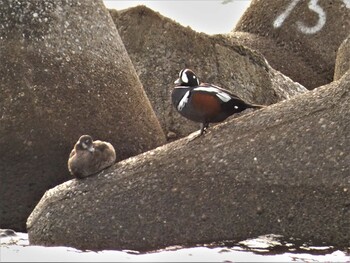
234, 0, 350, 89
334, 35, 350, 81
0, 0, 165, 231
27, 72, 350, 251
110, 6, 307, 140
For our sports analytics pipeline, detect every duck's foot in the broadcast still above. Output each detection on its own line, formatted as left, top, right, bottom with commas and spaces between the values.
200, 122, 209, 135
186, 123, 209, 142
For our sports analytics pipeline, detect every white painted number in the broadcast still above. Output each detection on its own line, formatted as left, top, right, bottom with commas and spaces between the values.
297, 0, 326, 34
273, 0, 350, 34
273, 0, 301, 28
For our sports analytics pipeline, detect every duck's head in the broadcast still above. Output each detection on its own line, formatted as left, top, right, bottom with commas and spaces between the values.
76, 135, 95, 153
174, 68, 200, 87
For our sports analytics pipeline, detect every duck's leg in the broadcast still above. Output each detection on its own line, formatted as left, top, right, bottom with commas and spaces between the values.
187, 122, 208, 142
200, 122, 209, 135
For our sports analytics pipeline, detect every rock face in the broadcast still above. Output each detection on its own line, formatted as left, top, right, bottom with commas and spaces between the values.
334, 35, 350, 80
233, 0, 350, 89
110, 6, 307, 139
27, 72, 350, 251
0, 0, 165, 231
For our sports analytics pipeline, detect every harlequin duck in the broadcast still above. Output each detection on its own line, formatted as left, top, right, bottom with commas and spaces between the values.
68, 135, 116, 179
172, 69, 264, 136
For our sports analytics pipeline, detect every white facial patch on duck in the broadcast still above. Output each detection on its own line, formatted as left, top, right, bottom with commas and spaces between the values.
87, 145, 95, 153
181, 72, 189, 84
193, 87, 232, 102
177, 90, 190, 111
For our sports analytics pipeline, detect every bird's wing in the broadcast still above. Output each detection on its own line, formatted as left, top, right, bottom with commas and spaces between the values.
194, 83, 243, 104
198, 83, 241, 100
198, 83, 264, 108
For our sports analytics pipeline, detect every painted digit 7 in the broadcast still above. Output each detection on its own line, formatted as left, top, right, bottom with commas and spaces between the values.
273, 0, 301, 29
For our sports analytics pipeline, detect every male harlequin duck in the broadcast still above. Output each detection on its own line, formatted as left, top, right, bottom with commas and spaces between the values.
68, 135, 116, 179
172, 69, 264, 136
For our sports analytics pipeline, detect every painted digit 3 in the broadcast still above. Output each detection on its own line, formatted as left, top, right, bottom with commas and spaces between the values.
297, 0, 326, 34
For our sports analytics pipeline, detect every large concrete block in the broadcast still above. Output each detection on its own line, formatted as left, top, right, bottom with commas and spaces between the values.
233, 0, 350, 89
0, 0, 165, 231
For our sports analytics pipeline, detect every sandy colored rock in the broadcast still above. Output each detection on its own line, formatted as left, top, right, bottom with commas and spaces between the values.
27, 72, 350, 251
0, 0, 165, 231
334, 35, 350, 80
110, 6, 307, 140
234, 0, 350, 89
